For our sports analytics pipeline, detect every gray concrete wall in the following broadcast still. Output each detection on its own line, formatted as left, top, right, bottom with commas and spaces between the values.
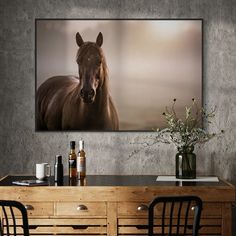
0, 0, 235, 184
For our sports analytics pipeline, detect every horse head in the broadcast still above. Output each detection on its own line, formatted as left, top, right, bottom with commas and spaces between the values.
76, 32, 106, 104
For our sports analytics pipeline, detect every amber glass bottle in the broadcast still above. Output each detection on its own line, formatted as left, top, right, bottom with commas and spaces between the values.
68, 141, 77, 179
77, 140, 86, 179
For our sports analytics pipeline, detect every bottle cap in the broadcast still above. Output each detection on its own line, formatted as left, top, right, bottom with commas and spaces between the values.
70, 141, 76, 149
79, 140, 84, 150
55, 155, 62, 164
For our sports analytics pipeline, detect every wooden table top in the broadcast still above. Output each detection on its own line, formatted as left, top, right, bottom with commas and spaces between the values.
0, 175, 234, 187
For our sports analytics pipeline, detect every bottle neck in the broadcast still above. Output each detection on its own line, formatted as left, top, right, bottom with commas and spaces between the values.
79, 149, 86, 159
177, 145, 194, 153
70, 148, 76, 154
55, 155, 62, 164
79, 140, 84, 151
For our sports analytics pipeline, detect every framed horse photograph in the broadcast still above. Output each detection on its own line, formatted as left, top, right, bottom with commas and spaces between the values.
35, 19, 203, 131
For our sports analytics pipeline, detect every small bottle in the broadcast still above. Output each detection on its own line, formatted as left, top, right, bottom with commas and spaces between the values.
77, 140, 86, 179
54, 155, 63, 185
78, 177, 86, 186
69, 141, 77, 179
69, 177, 78, 186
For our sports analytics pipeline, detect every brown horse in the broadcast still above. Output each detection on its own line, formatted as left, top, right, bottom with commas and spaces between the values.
36, 32, 119, 131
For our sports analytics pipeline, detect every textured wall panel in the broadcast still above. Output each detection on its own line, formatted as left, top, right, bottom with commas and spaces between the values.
0, 0, 235, 184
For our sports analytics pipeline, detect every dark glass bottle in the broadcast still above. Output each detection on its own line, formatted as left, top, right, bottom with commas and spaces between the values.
54, 155, 64, 185
176, 146, 196, 179
69, 141, 77, 179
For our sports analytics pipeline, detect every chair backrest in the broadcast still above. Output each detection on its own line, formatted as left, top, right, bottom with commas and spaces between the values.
148, 195, 202, 236
0, 200, 29, 236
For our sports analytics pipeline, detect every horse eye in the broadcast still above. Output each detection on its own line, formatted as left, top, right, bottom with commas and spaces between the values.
95, 58, 101, 66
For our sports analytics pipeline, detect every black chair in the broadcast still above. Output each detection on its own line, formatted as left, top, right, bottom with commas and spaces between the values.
0, 200, 29, 236
148, 196, 202, 236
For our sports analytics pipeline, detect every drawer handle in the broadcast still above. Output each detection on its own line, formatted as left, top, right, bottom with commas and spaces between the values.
25, 205, 34, 210
187, 225, 203, 230
72, 225, 89, 230
191, 205, 200, 211
77, 204, 88, 211
136, 225, 148, 230
29, 225, 38, 230
137, 204, 148, 211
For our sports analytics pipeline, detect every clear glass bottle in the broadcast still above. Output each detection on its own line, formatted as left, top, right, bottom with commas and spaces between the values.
68, 141, 77, 179
77, 140, 86, 179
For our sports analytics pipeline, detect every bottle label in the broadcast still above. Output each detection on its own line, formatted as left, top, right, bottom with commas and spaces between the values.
69, 159, 76, 168
78, 158, 86, 173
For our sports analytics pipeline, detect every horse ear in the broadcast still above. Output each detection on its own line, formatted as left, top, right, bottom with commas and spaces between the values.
76, 32, 84, 47
96, 32, 103, 47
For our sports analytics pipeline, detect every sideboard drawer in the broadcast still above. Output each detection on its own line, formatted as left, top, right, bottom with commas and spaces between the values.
3, 218, 107, 235
118, 218, 221, 235
29, 218, 107, 235
118, 202, 222, 218
118, 202, 149, 216
56, 202, 107, 216
5, 202, 54, 217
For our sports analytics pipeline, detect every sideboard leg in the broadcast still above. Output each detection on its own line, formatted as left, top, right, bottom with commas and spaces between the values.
107, 202, 117, 236
222, 203, 232, 236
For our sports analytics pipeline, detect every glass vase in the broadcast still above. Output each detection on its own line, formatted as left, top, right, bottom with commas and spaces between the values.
176, 146, 196, 179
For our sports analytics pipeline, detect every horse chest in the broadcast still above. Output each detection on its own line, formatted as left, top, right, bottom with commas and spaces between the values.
62, 101, 109, 130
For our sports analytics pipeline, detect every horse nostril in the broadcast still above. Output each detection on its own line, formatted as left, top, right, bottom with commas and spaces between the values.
80, 88, 85, 98
89, 89, 95, 97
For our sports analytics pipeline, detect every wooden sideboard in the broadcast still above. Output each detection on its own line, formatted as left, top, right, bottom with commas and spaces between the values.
0, 175, 235, 236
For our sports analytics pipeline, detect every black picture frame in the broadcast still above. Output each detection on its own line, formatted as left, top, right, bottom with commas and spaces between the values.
35, 18, 203, 132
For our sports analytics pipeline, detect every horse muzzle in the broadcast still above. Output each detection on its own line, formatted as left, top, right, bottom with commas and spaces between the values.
80, 88, 95, 104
